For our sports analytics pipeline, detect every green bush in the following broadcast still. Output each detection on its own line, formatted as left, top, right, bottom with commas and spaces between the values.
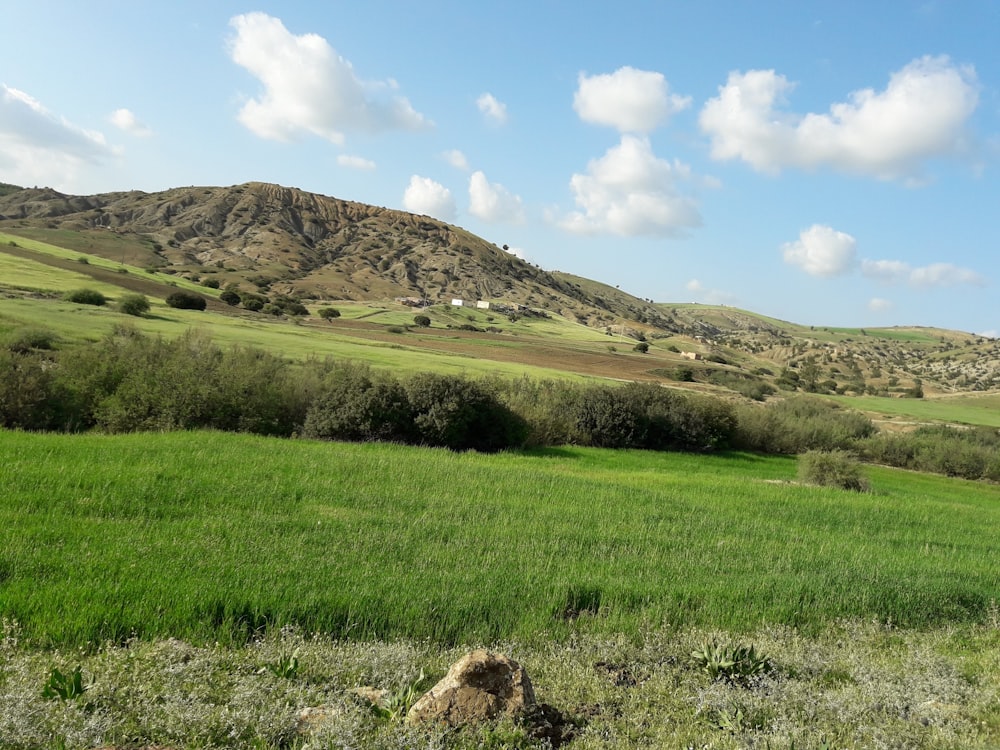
117, 293, 150, 317
242, 295, 265, 312
303, 364, 414, 444
5, 327, 58, 353
798, 450, 870, 492
405, 373, 527, 452
570, 383, 735, 452
733, 397, 874, 454
165, 291, 207, 311
633, 341, 649, 353
220, 289, 241, 306
64, 288, 106, 306
318, 307, 341, 320
201, 278, 221, 289
413, 314, 431, 327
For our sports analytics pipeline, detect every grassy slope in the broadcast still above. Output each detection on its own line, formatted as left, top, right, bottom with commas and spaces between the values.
2, 430, 998, 648
4, 229, 1000, 423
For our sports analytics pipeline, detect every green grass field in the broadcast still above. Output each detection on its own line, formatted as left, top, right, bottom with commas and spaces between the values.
830, 392, 1000, 427
2, 429, 997, 649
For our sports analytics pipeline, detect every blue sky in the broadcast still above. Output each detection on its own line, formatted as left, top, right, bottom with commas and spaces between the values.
2, 1, 998, 334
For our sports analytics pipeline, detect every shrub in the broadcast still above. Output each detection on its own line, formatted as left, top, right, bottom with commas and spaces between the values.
798, 450, 870, 492
201, 278, 221, 289
165, 291, 207, 311
633, 341, 649, 353
281, 300, 309, 316
573, 385, 647, 448
117, 294, 150, 317
5, 327, 58, 353
303, 364, 414, 443
242, 295, 266, 312
64, 288, 106, 306
220, 289, 241, 306
733, 397, 874, 454
413, 314, 431, 327
405, 373, 527, 452
318, 307, 341, 320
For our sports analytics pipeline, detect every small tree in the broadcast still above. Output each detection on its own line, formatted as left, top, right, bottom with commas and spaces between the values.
798, 450, 870, 492
64, 289, 106, 306
220, 289, 241, 306
633, 341, 649, 353
318, 307, 341, 320
165, 291, 207, 311
118, 294, 150, 317
413, 314, 431, 327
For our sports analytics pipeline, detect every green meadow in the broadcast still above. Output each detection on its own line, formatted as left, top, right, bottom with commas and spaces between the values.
2, 429, 997, 649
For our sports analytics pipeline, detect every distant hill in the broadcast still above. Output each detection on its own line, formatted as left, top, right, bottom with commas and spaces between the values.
0, 181, 674, 331
1, 181, 998, 394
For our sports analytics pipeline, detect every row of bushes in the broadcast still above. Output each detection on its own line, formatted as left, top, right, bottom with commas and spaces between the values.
2, 328, 997, 478
0, 329, 736, 453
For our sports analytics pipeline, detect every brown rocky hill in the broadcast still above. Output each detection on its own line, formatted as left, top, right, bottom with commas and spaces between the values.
0, 181, 672, 330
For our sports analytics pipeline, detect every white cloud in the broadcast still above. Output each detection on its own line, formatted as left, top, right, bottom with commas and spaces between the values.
403, 175, 455, 221
560, 135, 701, 236
861, 259, 911, 284
468, 170, 525, 224
700, 55, 978, 180
909, 262, 985, 287
862, 258, 985, 287
228, 12, 429, 144
109, 108, 152, 137
337, 154, 376, 170
574, 67, 690, 133
0, 84, 114, 188
476, 93, 508, 125
868, 297, 893, 312
442, 149, 469, 170
782, 225, 857, 277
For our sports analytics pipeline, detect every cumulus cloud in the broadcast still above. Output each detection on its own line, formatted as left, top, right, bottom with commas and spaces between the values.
782, 225, 858, 277
403, 175, 455, 221
468, 170, 525, 224
337, 154, 375, 170
0, 84, 114, 188
476, 93, 508, 125
109, 108, 152, 137
862, 258, 985, 287
560, 135, 701, 236
868, 297, 893, 312
700, 55, 978, 180
442, 149, 469, 170
860, 259, 911, 284
228, 12, 429, 144
574, 66, 690, 133
909, 262, 985, 287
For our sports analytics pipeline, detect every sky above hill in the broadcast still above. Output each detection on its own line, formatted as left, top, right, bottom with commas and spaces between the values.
2, 1, 999, 334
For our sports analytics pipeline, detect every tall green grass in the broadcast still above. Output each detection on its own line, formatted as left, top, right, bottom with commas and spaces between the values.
2, 430, 997, 648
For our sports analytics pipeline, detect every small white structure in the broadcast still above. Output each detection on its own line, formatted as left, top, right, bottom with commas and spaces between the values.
476, 300, 490, 310
451, 299, 464, 307
680, 351, 701, 360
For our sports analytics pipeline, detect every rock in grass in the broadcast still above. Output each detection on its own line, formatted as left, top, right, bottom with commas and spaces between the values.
406, 649, 535, 727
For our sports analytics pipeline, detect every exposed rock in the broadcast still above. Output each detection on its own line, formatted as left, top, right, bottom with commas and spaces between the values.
406, 649, 535, 727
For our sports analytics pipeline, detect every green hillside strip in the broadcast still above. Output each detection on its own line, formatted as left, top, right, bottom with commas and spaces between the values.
2, 430, 997, 648
828, 393, 1000, 427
